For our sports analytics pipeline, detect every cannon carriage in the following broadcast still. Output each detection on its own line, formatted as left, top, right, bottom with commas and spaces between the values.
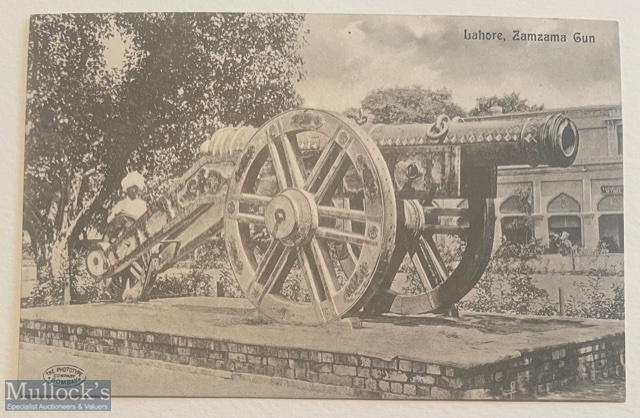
86, 108, 579, 324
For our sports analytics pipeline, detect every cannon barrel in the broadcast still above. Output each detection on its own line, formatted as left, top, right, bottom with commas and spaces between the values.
364, 114, 579, 168
199, 113, 579, 169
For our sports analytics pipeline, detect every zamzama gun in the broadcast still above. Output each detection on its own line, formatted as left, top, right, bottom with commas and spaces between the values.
86, 109, 578, 325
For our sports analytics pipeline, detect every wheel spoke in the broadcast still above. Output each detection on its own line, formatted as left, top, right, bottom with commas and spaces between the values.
238, 193, 271, 208
278, 133, 306, 188
309, 238, 340, 296
267, 123, 306, 189
304, 129, 341, 191
235, 212, 266, 225
315, 227, 375, 246
407, 235, 447, 291
267, 142, 289, 190
420, 235, 449, 285
130, 262, 143, 282
423, 207, 469, 217
410, 249, 435, 291
317, 205, 367, 222
248, 240, 294, 303
303, 129, 350, 204
421, 225, 469, 235
297, 239, 340, 321
313, 149, 348, 203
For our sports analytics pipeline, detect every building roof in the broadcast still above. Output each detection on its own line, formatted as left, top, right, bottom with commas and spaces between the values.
462, 104, 622, 123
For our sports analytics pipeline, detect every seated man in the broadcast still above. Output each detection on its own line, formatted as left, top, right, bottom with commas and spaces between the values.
107, 171, 148, 224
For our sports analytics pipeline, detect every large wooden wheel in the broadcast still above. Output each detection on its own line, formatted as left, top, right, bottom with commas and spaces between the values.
364, 198, 495, 315
225, 109, 397, 325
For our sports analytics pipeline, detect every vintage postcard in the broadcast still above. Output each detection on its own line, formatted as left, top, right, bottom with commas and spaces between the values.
14, 12, 623, 404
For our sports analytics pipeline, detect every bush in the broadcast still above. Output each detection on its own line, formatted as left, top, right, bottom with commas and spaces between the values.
27, 248, 112, 307
69, 249, 113, 303
459, 239, 558, 316
27, 269, 64, 307
191, 233, 228, 269
460, 238, 625, 320
151, 269, 214, 298
218, 267, 244, 298
548, 231, 576, 256
564, 276, 625, 320
401, 236, 465, 295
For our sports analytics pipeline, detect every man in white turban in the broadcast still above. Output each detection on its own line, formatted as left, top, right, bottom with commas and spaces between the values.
107, 171, 148, 223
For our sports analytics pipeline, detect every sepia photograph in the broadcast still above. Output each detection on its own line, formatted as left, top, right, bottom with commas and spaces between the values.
12, 10, 626, 406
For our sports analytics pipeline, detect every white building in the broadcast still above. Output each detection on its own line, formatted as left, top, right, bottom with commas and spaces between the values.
465, 105, 623, 253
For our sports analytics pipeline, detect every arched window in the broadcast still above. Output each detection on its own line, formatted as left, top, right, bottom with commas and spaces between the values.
500, 194, 533, 245
548, 215, 582, 251
500, 195, 528, 213
599, 215, 624, 253
547, 193, 581, 213
597, 195, 623, 212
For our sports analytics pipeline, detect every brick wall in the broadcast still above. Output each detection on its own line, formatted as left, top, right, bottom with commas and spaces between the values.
19, 319, 625, 399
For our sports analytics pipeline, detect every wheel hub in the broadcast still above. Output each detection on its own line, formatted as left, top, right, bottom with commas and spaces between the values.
264, 188, 318, 246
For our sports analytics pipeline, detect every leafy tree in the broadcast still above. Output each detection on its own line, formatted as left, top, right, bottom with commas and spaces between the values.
501, 186, 534, 244
352, 86, 466, 124
23, 13, 307, 302
469, 92, 543, 116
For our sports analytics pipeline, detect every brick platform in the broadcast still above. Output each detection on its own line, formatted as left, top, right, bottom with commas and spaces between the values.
18, 297, 625, 399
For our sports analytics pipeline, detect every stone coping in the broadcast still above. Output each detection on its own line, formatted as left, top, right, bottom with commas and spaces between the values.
20, 297, 625, 369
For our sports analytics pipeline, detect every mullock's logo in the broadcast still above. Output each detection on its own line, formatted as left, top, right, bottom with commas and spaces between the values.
5, 380, 111, 412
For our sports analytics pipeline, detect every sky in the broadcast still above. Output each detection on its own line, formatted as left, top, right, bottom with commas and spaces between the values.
295, 14, 622, 113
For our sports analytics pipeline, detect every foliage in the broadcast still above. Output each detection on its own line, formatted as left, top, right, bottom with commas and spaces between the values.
218, 267, 245, 298
151, 269, 214, 298
597, 237, 620, 254
459, 239, 558, 316
460, 238, 625, 320
401, 237, 465, 295
469, 92, 544, 116
548, 231, 577, 256
192, 233, 228, 270
22, 240, 35, 261
23, 13, 307, 290
500, 186, 534, 244
281, 272, 311, 303
513, 186, 533, 214
564, 276, 625, 320
27, 248, 112, 306
27, 269, 64, 307
353, 86, 466, 124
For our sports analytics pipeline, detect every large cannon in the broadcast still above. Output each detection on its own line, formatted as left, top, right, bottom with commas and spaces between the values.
86, 109, 578, 324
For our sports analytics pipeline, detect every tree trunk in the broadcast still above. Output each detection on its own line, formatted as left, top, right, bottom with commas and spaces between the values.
49, 236, 72, 305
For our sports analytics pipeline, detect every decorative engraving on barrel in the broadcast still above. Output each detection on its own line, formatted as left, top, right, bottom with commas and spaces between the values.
235, 145, 255, 182
445, 123, 522, 144
176, 166, 225, 207
521, 118, 544, 165
159, 194, 178, 219
290, 112, 323, 130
